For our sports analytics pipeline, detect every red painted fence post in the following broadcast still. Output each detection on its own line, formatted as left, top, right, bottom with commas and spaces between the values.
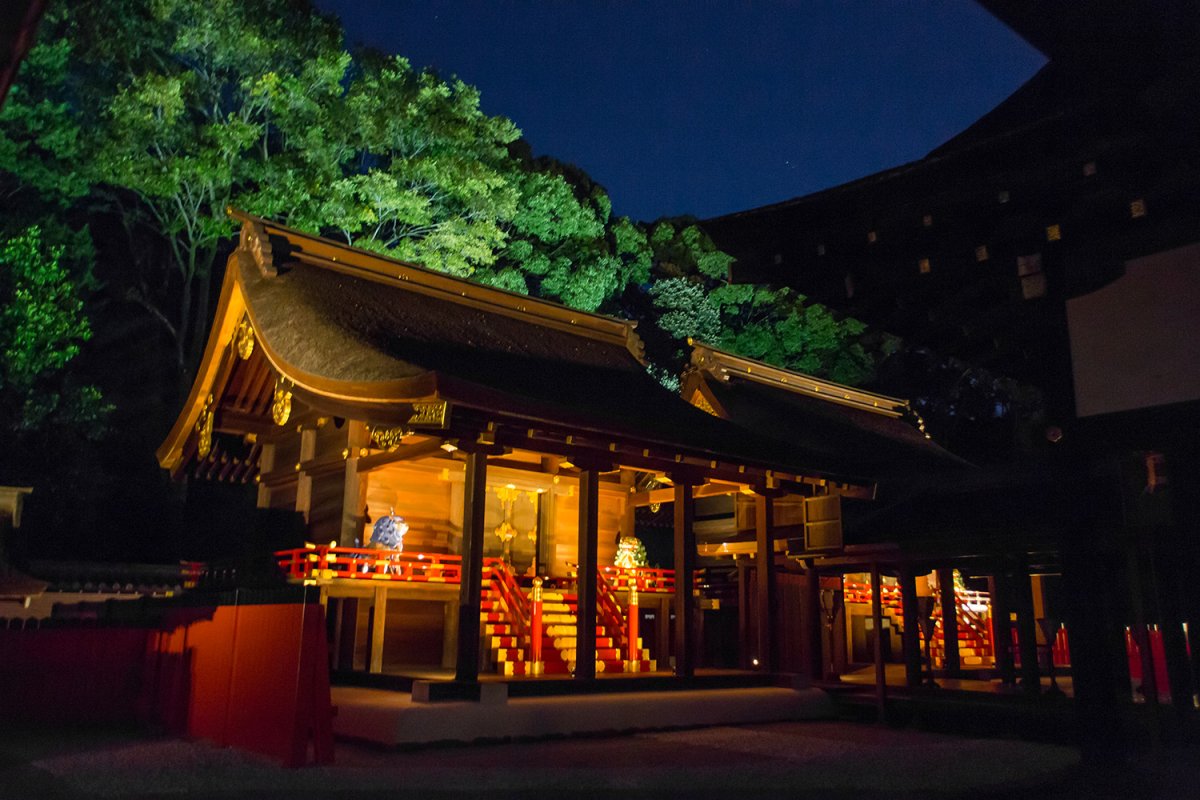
530, 576, 544, 676
626, 580, 640, 672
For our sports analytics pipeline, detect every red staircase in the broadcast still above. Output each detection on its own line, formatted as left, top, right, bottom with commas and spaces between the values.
482, 563, 655, 676
843, 578, 995, 669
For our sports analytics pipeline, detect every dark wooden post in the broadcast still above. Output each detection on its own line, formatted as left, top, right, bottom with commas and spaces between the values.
454, 448, 488, 682
937, 568, 961, 676
673, 480, 697, 677
737, 559, 752, 669
574, 467, 600, 680
1152, 540, 1195, 713
1127, 542, 1159, 708
990, 572, 1016, 686
1015, 566, 1041, 694
899, 567, 921, 689
870, 561, 888, 719
754, 492, 777, 672
806, 565, 824, 682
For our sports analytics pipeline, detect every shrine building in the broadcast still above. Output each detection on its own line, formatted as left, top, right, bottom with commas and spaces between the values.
158, 209, 961, 689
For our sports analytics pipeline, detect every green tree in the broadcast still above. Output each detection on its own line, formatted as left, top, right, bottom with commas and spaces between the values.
0, 226, 107, 448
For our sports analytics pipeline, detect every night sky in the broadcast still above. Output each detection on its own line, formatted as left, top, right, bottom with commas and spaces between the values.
314, 1, 1045, 222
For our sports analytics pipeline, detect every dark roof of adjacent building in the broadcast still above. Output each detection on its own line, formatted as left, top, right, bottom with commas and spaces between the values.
682, 343, 967, 479
701, 0, 1200, 400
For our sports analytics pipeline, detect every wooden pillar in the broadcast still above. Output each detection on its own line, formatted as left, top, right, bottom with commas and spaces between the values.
575, 468, 600, 680
806, 566, 824, 681
737, 559, 752, 669
899, 567, 921, 689
870, 562, 888, 719
369, 586, 387, 674
1015, 567, 1041, 694
256, 443, 275, 508
334, 597, 357, 672
294, 428, 317, 520
990, 573, 1016, 686
937, 568, 961, 675
442, 599, 458, 669
673, 480, 697, 677
754, 493, 777, 671
339, 421, 370, 546
454, 448, 488, 682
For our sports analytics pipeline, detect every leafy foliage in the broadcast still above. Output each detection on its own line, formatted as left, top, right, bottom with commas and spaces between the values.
0, 226, 108, 443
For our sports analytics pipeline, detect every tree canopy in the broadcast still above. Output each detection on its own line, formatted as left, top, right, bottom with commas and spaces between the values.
0, 0, 899, 555
1, 0, 879, 387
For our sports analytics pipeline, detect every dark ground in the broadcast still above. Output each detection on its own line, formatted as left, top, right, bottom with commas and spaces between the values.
2, 718, 1197, 800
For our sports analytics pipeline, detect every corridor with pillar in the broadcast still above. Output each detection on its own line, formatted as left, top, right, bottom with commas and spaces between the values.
796, 552, 1077, 705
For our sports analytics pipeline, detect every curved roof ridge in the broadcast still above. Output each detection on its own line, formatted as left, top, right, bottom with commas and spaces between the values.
687, 340, 912, 419
227, 208, 646, 364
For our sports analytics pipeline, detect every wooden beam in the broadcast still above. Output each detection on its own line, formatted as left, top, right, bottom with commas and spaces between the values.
213, 408, 275, 436
630, 482, 747, 507
356, 437, 447, 472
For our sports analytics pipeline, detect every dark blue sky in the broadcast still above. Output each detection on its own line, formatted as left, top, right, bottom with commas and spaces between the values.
315, 1, 1045, 222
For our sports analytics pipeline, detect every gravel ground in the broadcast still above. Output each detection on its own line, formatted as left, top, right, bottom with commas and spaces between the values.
0, 720, 1105, 799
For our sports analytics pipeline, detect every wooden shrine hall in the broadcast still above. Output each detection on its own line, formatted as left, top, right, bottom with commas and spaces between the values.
158, 209, 962, 689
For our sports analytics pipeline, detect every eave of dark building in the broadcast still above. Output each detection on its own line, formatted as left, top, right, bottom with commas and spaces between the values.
701, 0, 1200, 396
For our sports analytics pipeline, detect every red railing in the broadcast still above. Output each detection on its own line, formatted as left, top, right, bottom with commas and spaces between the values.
485, 558, 530, 640
274, 546, 462, 584
599, 565, 676, 594
596, 571, 628, 651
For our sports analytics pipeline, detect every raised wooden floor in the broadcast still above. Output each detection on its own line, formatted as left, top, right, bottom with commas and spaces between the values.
333, 684, 835, 746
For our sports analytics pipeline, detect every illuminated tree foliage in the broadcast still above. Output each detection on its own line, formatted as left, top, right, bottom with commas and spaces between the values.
0, 226, 107, 444
0, 0, 879, 389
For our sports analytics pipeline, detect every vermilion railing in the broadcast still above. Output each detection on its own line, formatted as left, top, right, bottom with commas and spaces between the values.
599, 565, 676, 594
596, 571, 628, 651
274, 546, 462, 584
485, 558, 530, 640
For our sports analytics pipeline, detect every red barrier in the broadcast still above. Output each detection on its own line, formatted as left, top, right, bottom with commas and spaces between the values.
1149, 626, 1171, 705
0, 626, 150, 723
1124, 625, 1172, 704
147, 599, 334, 766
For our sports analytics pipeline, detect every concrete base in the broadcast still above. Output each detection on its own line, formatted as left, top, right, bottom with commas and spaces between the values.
333, 685, 836, 746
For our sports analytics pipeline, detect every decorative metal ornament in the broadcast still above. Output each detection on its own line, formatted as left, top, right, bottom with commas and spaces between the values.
271, 379, 292, 426
234, 318, 255, 360
196, 397, 215, 458
370, 426, 410, 451
238, 220, 277, 278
